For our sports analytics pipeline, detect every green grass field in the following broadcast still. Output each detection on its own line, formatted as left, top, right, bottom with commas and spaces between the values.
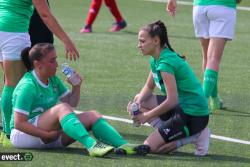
0, 0, 250, 166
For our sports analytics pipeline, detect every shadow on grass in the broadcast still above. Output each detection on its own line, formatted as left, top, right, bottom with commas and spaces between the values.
119, 132, 148, 141
30, 147, 250, 162
211, 108, 250, 117
33, 146, 166, 160
169, 151, 250, 164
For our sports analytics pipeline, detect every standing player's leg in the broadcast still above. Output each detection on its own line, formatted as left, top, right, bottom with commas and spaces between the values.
203, 6, 236, 110
199, 38, 209, 72
104, 0, 127, 32
2, 60, 27, 147
80, 0, 103, 33
203, 38, 226, 110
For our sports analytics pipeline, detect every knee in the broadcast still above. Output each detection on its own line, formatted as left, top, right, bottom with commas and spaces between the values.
143, 140, 158, 153
89, 110, 102, 120
54, 103, 73, 113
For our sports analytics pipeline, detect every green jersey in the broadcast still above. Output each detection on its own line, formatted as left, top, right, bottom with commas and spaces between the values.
150, 48, 208, 116
193, 0, 237, 8
0, 0, 34, 32
10, 71, 69, 130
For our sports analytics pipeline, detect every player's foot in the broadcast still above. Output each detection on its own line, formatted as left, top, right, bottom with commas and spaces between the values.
80, 26, 92, 33
109, 20, 127, 32
194, 127, 211, 156
209, 96, 223, 111
88, 142, 113, 157
114, 143, 150, 156
2, 135, 12, 148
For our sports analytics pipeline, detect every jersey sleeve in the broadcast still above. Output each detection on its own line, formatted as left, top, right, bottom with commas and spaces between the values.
157, 62, 175, 75
12, 83, 36, 116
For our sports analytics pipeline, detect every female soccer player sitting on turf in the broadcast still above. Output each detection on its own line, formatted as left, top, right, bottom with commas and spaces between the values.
9, 43, 149, 157
127, 20, 210, 156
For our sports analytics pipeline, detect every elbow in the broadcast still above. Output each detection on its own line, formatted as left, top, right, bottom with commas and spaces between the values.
70, 101, 79, 108
166, 96, 179, 109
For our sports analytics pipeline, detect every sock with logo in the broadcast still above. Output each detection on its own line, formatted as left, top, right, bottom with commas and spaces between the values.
203, 69, 218, 98
60, 113, 96, 149
92, 118, 127, 147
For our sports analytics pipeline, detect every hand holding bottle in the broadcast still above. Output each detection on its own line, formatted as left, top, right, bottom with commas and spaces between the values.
61, 63, 82, 86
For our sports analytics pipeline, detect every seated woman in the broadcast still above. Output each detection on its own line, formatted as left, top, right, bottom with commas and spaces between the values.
128, 20, 210, 156
10, 43, 149, 157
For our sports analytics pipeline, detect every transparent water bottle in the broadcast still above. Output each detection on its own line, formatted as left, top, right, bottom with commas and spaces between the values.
61, 63, 81, 86
130, 102, 141, 127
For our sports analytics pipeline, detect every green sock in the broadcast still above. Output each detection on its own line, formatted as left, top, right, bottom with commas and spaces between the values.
211, 79, 218, 98
1, 111, 6, 133
1, 86, 15, 135
60, 113, 96, 149
92, 118, 127, 147
203, 69, 218, 98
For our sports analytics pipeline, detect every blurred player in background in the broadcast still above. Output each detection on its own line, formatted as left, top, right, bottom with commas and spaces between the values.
167, 0, 242, 111
80, 0, 127, 33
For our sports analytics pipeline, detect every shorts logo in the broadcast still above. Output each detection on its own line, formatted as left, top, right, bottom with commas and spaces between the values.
163, 128, 170, 135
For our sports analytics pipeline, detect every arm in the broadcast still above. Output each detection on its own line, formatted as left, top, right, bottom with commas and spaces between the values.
14, 112, 59, 141
134, 72, 155, 104
166, 0, 177, 17
136, 72, 179, 123
60, 73, 82, 107
32, 0, 79, 60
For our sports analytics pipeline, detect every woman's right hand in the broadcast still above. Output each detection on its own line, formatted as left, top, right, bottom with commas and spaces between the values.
127, 101, 132, 115
43, 130, 62, 143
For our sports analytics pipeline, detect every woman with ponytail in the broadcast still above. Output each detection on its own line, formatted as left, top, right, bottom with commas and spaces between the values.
10, 43, 149, 157
127, 21, 210, 156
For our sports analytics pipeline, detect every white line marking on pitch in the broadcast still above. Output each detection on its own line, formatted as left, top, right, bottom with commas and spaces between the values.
75, 110, 250, 145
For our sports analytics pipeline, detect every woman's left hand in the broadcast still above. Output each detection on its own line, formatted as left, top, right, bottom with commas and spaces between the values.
133, 112, 150, 124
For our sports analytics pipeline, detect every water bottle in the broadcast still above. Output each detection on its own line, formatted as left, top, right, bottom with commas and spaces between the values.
61, 63, 81, 86
130, 102, 141, 127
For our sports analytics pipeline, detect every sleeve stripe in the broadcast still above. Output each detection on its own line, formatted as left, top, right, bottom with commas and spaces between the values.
14, 108, 29, 115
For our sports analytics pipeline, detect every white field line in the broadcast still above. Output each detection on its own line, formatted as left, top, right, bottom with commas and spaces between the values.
75, 110, 250, 145
144, 0, 250, 11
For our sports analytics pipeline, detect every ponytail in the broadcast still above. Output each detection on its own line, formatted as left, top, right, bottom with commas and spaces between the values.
141, 20, 186, 59
21, 47, 33, 71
